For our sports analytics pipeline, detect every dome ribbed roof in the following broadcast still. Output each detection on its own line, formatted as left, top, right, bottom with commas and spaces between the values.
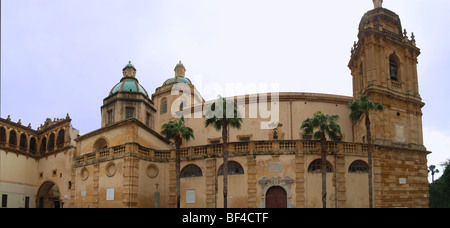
162, 76, 192, 86
110, 79, 149, 97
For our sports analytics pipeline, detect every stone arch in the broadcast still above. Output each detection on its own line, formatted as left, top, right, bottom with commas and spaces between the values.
56, 128, 65, 146
218, 161, 244, 175
36, 181, 62, 208
389, 53, 401, 81
40, 136, 47, 154
19, 133, 27, 149
9, 130, 17, 145
181, 164, 203, 178
30, 137, 37, 154
93, 137, 108, 151
0, 126, 6, 144
48, 133, 55, 151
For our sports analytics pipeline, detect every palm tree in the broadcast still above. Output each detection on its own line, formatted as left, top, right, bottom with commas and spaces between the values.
160, 116, 194, 208
347, 94, 384, 208
204, 95, 242, 208
301, 111, 342, 208
429, 165, 440, 183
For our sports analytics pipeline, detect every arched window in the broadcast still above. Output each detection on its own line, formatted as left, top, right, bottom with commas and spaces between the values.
40, 137, 47, 153
30, 137, 37, 154
308, 159, 333, 173
348, 160, 369, 173
389, 54, 400, 81
0, 127, 6, 144
56, 129, 65, 146
218, 161, 244, 175
161, 99, 168, 114
48, 133, 55, 150
180, 164, 203, 178
20, 133, 27, 149
9, 130, 17, 145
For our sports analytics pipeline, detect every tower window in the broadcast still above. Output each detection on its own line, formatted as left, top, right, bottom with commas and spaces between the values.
389, 54, 400, 81
107, 110, 113, 125
126, 107, 134, 119
146, 112, 152, 127
161, 100, 168, 114
389, 61, 398, 80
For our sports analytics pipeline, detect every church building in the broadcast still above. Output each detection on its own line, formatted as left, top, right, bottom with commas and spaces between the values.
0, 0, 430, 208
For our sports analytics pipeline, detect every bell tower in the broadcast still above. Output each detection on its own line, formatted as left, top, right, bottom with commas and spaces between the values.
348, 1, 425, 149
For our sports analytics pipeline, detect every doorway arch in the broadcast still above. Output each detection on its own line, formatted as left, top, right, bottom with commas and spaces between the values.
36, 181, 61, 208
265, 186, 287, 208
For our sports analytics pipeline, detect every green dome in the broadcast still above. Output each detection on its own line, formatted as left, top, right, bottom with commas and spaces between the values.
110, 79, 148, 97
163, 76, 192, 86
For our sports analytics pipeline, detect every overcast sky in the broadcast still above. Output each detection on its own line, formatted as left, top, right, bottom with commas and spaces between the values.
2, 0, 449, 180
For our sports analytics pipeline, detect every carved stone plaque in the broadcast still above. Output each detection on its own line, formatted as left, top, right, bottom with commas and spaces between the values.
269, 162, 283, 172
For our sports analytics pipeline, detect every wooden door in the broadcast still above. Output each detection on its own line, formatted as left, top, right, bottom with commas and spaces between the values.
266, 186, 287, 208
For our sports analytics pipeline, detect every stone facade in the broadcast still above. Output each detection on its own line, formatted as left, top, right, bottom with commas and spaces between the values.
0, 2, 430, 208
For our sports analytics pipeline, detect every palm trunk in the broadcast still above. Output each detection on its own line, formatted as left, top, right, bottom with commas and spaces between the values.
320, 132, 327, 208
365, 114, 374, 208
222, 120, 228, 208
175, 137, 182, 208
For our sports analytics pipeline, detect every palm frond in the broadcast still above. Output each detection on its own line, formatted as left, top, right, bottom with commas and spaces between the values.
161, 117, 195, 143
204, 95, 243, 132
347, 94, 384, 122
300, 111, 342, 141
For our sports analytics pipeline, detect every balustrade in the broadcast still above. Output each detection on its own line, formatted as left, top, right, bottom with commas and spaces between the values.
73, 140, 369, 166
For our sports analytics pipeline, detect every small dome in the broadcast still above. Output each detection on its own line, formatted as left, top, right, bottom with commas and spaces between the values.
162, 76, 192, 86
123, 61, 136, 71
110, 79, 149, 97
109, 61, 149, 97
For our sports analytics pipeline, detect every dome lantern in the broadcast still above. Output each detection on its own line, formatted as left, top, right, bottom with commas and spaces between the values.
174, 61, 186, 77
123, 61, 137, 78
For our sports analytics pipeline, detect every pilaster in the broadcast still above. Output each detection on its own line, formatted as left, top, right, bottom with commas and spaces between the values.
205, 158, 217, 208
247, 155, 257, 208
123, 156, 139, 208
295, 153, 305, 208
